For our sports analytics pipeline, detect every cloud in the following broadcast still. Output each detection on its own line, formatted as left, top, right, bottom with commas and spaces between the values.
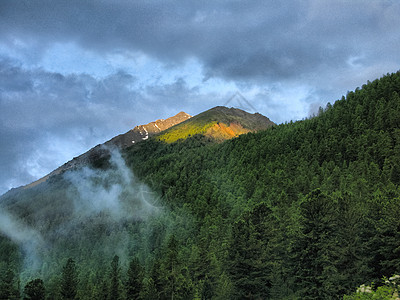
0, 57, 223, 194
0, 148, 162, 279
1, 0, 400, 193
64, 148, 160, 220
1, 1, 399, 83
0, 59, 143, 193
0, 209, 44, 270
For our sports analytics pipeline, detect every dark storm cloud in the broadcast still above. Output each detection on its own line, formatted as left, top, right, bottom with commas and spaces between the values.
0, 58, 144, 193
0, 57, 216, 194
1, 1, 399, 82
144, 77, 223, 118
1, 0, 400, 194
0, 58, 137, 130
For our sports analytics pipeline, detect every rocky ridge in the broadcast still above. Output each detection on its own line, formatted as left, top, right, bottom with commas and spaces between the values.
24, 111, 192, 189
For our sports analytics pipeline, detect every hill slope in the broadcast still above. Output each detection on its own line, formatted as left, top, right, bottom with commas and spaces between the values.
23, 111, 192, 189
157, 106, 274, 143
125, 72, 400, 299
108, 111, 192, 147
1, 72, 400, 299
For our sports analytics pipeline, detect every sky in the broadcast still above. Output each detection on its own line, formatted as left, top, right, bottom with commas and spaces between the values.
1, 0, 400, 195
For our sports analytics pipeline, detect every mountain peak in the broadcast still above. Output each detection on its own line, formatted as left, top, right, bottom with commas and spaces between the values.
23, 107, 273, 189
108, 111, 192, 148
157, 106, 275, 143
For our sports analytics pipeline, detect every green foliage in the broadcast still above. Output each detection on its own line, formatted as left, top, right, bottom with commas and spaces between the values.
228, 203, 274, 299
126, 257, 144, 300
0, 268, 19, 300
61, 258, 78, 300
292, 190, 339, 299
344, 274, 400, 299
23, 278, 46, 300
140, 277, 157, 300
124, 71, 400, 299
1, 71, 400, 298
108, 255, 121, 300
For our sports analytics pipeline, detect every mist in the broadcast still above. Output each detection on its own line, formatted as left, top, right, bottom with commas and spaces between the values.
0, 147, 166, 283
64, 147, 160, 220
0, 209, 44, 271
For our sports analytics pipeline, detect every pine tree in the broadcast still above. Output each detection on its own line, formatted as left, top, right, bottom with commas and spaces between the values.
0, 268, 19, 300
140, 277, 157, 300
98, 279, 108, 300
108, 255, 121, 300
126, 257, 144, 300
23, 278, 45, 300
60, 258, 78, 300
213, 272, 233, 300
163, 234, 179, 299
376, 196, 400, 277
292, 189, 339, 299
228, 203, 274, 299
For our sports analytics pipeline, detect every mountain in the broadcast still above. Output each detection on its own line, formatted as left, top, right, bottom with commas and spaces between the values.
23, 107, 270, 189
157, 106, 275, 143
0, 105, 275, 297
23, 111, 192, 189
1, 71, 400, 299
107, 111, 192, 147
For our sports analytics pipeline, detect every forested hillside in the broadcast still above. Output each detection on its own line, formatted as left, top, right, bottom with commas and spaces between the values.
1, 71, 400, 299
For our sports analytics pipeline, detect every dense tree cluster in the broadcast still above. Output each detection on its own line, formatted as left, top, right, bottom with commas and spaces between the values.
1, 71, 400, 298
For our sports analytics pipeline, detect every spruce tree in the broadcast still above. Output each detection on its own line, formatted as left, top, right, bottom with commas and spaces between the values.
0, 268, 19, 300
60, 258, 78, 300
23, 278, 45, 300
164, 234, 179, 299
140, 277, 158, 300
228, 203, 274, 299
126, 257, 144, 300
109, 255, 121, 300
292, 189, 338, 299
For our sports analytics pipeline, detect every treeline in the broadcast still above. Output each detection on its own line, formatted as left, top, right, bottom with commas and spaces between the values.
2, 256, 149, 300
1, 71, 400, 299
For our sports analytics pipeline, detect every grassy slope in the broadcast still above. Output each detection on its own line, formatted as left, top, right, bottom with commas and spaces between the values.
157, 106, 274, 143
